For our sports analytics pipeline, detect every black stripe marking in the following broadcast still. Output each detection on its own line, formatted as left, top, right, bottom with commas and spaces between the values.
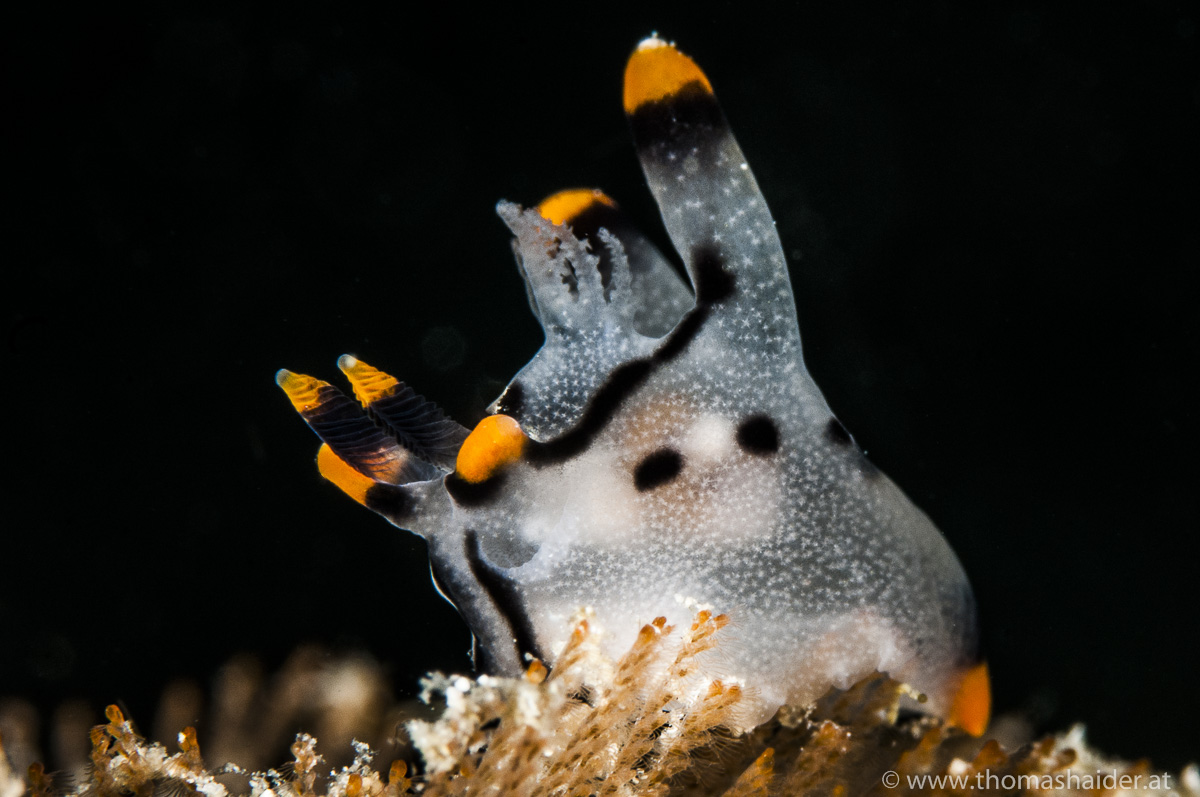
464, 529, 545, 667
691, 243, 735, 303
526, 248, 734, 466
426, 547, 489, 672
652, 305, 708, 361
364, 483, 412, 521
526, 360, 652, 463
633, 448, 684, 491
565, 198, 622, 238
445, 472, 506, 506
628, 82, 727, 152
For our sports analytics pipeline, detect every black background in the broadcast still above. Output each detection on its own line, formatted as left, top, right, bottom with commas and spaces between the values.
4, 2, 1197, 771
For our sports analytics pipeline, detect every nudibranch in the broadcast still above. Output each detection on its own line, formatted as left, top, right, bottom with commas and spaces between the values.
277, 36, 989, 735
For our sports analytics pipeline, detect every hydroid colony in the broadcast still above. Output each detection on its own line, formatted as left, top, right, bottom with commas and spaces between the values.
1, 614, 1191, 796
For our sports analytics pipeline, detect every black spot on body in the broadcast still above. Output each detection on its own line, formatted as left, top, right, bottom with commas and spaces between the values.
465, 530, 545, 666
445, 472, 505, 506
634, 448, 683, 491
737, 414, 779, 455
825, 418, 853, 446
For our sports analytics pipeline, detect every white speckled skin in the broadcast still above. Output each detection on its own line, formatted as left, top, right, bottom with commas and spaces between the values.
305, 38, 978, 730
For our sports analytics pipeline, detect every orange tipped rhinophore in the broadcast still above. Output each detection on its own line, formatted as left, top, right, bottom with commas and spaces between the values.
277, 364, 432, 491
948, 661, 992, 737
455, 415, 527, 483
337, 354, 399, 406
536, 189, 617, 226
623, 35, 713, 114
276, 369, 331, 413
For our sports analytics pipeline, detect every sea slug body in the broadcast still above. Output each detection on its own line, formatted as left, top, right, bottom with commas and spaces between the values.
278, 36, 990, 736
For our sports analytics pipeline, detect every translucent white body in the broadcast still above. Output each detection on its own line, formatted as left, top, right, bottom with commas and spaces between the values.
295, 40, 979, 730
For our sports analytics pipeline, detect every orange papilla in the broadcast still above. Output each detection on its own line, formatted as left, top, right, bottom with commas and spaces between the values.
948, 661, 992, 737
316, 443, 374, 505
536, 188, 616, 226
454, 415, 527, 483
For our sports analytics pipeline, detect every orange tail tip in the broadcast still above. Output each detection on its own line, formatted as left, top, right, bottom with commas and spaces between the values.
455, 414, 527, 484
536, 189, 617, 226
337, 354, 400, 405
316, 443, 375, 506
948, 661, 992, 737
623, 35, 713, 114
276, 369, 332, 413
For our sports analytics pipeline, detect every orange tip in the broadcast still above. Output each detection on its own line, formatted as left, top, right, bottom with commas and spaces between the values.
947, 661, 991, 737
316, 443, 375, 506
536, 189, 617, 226
276, 369, 331, 413
337, 354, 400, 406
455, 415, 527, 483
623, 36, 713, 114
